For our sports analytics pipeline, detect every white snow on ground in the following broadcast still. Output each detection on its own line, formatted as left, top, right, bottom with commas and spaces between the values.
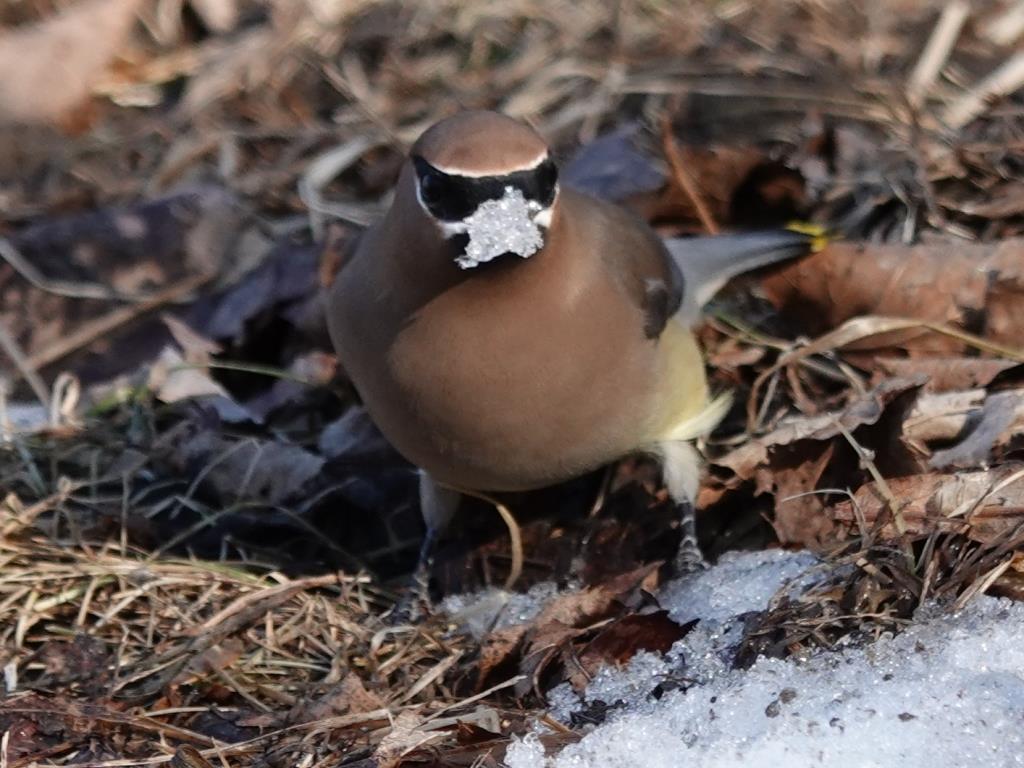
448, 550, 1024, 768
442, 580, 563, 639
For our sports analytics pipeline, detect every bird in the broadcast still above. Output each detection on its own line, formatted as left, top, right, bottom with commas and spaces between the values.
326, 110, 818, 594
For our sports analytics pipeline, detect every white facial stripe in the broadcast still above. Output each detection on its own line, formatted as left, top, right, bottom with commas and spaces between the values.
428, 148, 551, 179
436, 219, 468, 237
413, 179, 434, 222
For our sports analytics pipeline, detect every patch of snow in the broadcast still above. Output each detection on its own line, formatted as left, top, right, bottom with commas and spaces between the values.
506, 733, 548, 767
508, 550, 1024, 768
661, 548, 820, 625
442, 581, 562, 639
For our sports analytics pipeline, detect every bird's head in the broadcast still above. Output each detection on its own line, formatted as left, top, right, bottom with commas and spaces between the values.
406, 111, 559, 270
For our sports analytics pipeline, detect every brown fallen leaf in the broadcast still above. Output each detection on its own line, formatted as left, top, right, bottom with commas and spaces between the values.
507, 565, 662, 698
717, 377, 925, 481
173, 637, 245, 685
241, 673, 386, 728
709, 378, 926, 547
762, 238, 1024, 355
832, 463, 1024, 544
651, 145, 804, 231
568, 610, 690, 691
874, 357, 1019, 393
517, 620, 587, 699
765, 443, 836, 547
171, 745, 215, 768
36, 634, 113, 694
475, 624, 529, 692
0, 0, 142, 127
530, 565, 661, 629
3, 187, 251, 385
455, 720, 503, 746
902, 388, 1024, 469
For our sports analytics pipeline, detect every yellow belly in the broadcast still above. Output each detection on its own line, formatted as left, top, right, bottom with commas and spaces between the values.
643, 318, 731, 447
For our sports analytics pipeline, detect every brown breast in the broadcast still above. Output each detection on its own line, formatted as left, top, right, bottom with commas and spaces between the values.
328, 189, 688, 492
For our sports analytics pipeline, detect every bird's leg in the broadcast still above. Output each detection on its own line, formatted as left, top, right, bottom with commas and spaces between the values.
390, 471, 462, 623
674, 497, 706, 574
659, 440, 708, 574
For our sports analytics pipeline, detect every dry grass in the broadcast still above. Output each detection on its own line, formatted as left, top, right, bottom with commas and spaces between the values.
0, 493, 509, 767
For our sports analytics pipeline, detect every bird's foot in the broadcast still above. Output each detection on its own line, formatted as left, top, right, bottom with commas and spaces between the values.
387, 527, 440, 625
388, 568, 434, 625
672, 499, 708, 576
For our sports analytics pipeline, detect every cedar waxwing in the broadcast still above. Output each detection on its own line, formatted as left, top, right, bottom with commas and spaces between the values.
326, 111, 816, 585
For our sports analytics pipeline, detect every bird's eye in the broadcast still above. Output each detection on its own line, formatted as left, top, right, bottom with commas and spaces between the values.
419, 169, 444, 204
412, 156, 451, 209
535, 159, 558, 205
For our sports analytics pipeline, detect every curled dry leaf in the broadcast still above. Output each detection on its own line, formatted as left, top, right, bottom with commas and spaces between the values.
832, 463, 1024, 544
874, 357, 1020, 393
173, 637, 245, 685
242, 673, 386, 728
0, 0, 142, 127
161, 314, 222, 362
767, 443, 837, 547
478, 565, 667, 698
903, 388, 1024, 469
762, 238, 1024, 355
3, 187, 247, 383
568, 610, 690, 691
476, 624, 530, 691
149, 345, 230, 403
717, 377, 926, 481
710, 378, 926, 547
926, 390, 1024, 470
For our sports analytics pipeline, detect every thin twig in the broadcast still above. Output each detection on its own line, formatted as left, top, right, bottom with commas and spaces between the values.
943, 51, 1024, 129
23, 271, 215, 376
0, 322, 50, 411
0, 237, 159, 303
451, 487, 524, 590
906, 0, 970, 108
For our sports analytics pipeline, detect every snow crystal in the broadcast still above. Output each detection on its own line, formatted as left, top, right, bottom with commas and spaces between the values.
506, 733, 548, 768
583, 651, 674, 709
456, 186, 544, 269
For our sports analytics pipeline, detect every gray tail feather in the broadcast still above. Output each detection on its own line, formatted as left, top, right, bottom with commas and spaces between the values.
665, 229, 817, 322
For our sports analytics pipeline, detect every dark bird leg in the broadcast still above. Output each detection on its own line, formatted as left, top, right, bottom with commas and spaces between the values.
390, 471, 461, 622
660, 441, 709, 574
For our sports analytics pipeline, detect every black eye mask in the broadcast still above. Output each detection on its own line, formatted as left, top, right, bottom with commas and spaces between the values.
412, 155, 558, 222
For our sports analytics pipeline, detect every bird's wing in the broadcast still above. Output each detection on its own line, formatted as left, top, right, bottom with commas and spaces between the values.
664, 229, 820, 324
568, 190, 685, 340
